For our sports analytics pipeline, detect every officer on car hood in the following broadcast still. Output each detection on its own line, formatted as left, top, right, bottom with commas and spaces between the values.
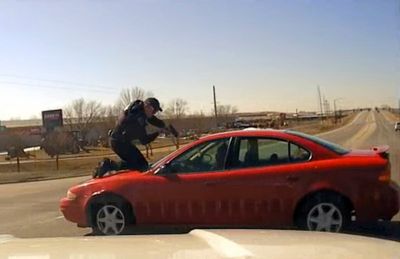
94, 97, 171, 177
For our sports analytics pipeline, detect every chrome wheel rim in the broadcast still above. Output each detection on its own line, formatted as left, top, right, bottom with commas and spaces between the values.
96, 205, 125, 235
307, 203, 342, 232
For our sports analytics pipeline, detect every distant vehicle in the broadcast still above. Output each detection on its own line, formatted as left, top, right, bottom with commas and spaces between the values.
61, 129, 399, 235
233, 120, 251, 128
395, 122, 400, 131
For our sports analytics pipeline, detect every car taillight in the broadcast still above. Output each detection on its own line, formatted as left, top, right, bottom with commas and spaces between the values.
378, 164, 391, 183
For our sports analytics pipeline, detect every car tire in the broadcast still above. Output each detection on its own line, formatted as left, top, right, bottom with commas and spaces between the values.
91, 202, 132, 235
295, 193, 351, 232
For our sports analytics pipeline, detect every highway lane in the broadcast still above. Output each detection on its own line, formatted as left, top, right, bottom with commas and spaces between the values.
0, 110, 399, 239
0, 176, 91, 238
321, 111, 399, 183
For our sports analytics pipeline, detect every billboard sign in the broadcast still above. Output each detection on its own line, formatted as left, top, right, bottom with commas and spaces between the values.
42, 109, 63, 133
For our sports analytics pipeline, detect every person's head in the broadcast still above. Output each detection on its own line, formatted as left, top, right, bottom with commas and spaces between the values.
144, 97, 163, 118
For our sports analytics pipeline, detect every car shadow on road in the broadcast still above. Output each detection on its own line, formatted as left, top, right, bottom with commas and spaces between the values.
84, 226, 191, 236
85, 221, 400, 242
345, 221, 400, 242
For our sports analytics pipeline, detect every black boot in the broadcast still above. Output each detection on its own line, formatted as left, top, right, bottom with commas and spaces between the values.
93, 158, 117, 178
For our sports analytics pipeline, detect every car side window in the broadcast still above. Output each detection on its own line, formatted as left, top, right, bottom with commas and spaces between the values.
233, 138, 288, 168
290, 142, 311, 162
232, 137, 309, 169
258, 138, 289, 164
168, 138, 230, 174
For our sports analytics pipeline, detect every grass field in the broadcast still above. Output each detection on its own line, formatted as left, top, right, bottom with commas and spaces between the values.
0, 137, 186, 162
0, 148, 175, 184
0, 113, 357, 184
289, 112, 358, 135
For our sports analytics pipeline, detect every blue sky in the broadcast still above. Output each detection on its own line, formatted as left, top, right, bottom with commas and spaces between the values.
0, 0, 399, 120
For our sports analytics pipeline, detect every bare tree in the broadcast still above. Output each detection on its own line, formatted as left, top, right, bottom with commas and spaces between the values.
102, 105, 119, 125
41, 130, 81, 170
217, 104, 238, 116
64, 98, 104, 140
211, 104, 238, 126
5, 133, 27, 172
165, 98, 189, 119
95, 105, 119, 147
115, 87, 154, 113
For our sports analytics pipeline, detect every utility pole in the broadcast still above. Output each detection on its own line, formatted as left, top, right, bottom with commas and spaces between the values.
323, 96, 330, 116
333, 98, 343, 124
317, 85, 323, 123
333, 99, 337, 124
398, 98, 400, 119
213, 85, 218, 127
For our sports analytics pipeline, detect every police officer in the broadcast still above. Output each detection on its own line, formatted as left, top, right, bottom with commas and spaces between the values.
109, 97, 168, 171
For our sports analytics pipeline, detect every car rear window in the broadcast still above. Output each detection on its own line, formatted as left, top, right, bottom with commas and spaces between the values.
285, 130, 349, 155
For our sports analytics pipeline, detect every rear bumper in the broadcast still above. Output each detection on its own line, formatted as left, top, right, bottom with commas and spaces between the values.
356, 181, 400, 222
60, 198, 88, 227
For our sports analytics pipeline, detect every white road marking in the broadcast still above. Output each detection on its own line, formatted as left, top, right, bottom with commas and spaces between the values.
190, 229, 254, 258
342, 111, 377, 148
317, 111, 365, 137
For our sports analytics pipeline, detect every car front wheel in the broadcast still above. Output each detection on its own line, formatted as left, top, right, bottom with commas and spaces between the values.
94, 204, 128, 235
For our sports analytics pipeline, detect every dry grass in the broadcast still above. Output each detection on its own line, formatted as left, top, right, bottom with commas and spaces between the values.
0, 149, 173, 184
0, 138, 189, 162
0, 115, 357, 184
289, 112, 358, 135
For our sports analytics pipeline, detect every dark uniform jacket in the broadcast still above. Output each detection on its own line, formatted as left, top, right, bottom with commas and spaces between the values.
110, 100, 166, 145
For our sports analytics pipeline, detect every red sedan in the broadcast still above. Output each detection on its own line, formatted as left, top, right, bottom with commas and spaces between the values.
60, 129, 400, 235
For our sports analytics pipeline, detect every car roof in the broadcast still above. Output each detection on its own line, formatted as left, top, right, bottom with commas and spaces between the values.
200, 128, 288, 140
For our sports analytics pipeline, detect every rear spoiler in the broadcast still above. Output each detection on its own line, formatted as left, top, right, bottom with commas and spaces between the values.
372, 145, 390, 159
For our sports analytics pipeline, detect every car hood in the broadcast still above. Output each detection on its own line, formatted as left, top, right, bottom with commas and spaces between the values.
1, 230, 399, 259
83, 169, 149, 184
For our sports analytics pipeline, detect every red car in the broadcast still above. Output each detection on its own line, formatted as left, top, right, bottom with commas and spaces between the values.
60, 129, 400, 235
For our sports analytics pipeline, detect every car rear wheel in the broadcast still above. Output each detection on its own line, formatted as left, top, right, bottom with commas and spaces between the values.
93, 204, 128, 235
296, 193, 351, 232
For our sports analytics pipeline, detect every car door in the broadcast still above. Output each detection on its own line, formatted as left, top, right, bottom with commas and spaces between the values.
135, 137, 233, 225
221, 136, 312, 227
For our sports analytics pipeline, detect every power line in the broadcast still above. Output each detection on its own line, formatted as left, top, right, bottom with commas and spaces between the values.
0, 81, 115, 93
0, 74, 113, 91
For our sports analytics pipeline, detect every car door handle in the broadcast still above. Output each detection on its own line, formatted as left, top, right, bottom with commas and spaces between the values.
286, 175, 299, 183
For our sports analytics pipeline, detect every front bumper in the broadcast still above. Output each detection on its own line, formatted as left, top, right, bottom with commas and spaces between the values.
60, 197, 88, 227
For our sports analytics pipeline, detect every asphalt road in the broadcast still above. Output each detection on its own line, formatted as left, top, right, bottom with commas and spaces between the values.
320, 111, 400, 184
0, 110, 399, 240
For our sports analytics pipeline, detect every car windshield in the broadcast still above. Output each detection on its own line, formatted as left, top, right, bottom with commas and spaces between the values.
285, 130, 350, 155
